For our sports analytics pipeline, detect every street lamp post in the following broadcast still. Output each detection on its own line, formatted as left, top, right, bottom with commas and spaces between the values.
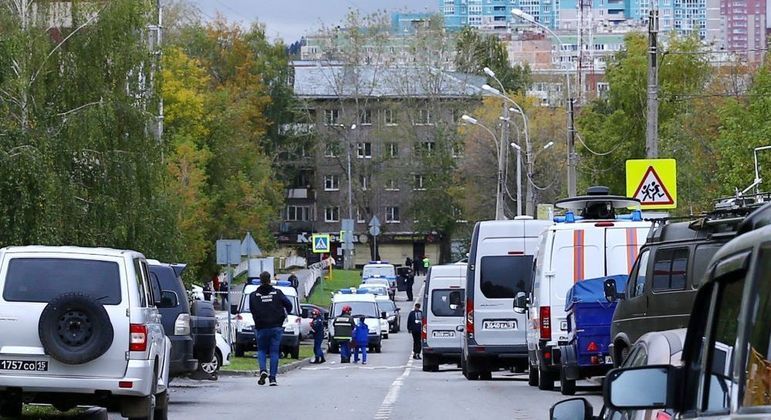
461, 114, 506, 220
511, 9, 577, 197
344, 124, 356, 270
511, 141, 555, 216
484, 67, 520, 216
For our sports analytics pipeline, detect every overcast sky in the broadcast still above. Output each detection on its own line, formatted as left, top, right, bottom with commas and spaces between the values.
187, 0, 438, 43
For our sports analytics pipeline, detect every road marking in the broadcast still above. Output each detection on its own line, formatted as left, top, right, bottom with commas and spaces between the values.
373, 355, 414, 420
301, 365, 407, 371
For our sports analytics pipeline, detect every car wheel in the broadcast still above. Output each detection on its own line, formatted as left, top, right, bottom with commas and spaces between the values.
329, 341, 339, 354
480, 371, 493, 380
422, 355, 439, 372
199, 349, 222, 374
234, 344, 245, 358
291, 345, 300, 359
560, 368, 576, 396
383, 333, 389, 339
154, 390, 169, 420
0, 397, 22, 418
538, 366, 555, 391
528, 364, 539, 387
38, 292, 114, 365
375, 345, 382, 353
463, 359, 480, 381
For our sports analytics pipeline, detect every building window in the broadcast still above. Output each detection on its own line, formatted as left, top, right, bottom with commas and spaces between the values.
286, 206, 311, 222
324, 142, 339, 158
384, 109, 397, 125
325, 109, 340, 125
386, 142, 399, 158
359, 175, 370, 191
385, 178, 399, 191
414, 141, 436, 157
358, 108, 372, 125
413, 174, 426, 190
357, 142, 372, 158
356, 207, 370, 223
385, 206, 400, 223
324, 206, 340, 222
418, 109, 432, 125
324, 174, 339, 191
452, 142, 464, 158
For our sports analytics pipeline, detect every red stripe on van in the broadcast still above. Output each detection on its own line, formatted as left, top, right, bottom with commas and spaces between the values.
573, 230, 585, 283
626, 228, 639, 273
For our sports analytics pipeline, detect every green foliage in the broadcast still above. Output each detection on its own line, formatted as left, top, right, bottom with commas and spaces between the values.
454, 26, 530, 94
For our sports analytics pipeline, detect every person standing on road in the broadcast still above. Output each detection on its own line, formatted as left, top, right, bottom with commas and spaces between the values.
422, 256, 431, 276
352, 316, 369, 364
407, 303, 423, 360
310, 309, 326, 364
405, 272, 415, 301
333, 305, 356, 363
413, 257, 421, 276
249, 271, 292, 386
219, 279, 229, 310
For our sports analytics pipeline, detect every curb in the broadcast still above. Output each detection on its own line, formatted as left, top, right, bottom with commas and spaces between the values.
219, 358, 311, 377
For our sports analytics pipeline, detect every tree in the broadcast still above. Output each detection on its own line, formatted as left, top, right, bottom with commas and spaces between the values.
454, 26, 531, 94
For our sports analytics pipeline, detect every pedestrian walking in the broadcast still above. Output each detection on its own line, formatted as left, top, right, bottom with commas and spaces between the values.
413, 257, 421, 276
248, 271, 292, 386
310, 309, 326, 364
405, 271, 415, 301
219, 279, 229, 310
407, 303, 423, 359
422, 256, 431, 275
352, 316, 369, 364
333, 305, 356, 363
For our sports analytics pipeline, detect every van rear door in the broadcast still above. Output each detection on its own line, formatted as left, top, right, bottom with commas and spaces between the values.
474, 254, 533, 346
605, 226, 650, 276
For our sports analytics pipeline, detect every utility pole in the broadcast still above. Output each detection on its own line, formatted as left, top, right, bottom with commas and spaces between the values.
344, 125, 355, 269
567, 97, 577, 197
496, 105, 510, 219
646, 8, 659, 158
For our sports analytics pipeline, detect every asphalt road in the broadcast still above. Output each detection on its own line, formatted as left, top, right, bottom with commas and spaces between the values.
149, 276, 604, 420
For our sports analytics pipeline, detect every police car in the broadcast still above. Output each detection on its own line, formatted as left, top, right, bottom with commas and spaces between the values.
232, 280, 302, 359
327, 289, 384, 353
358, 285, 392, 339
362, 261, 397, 300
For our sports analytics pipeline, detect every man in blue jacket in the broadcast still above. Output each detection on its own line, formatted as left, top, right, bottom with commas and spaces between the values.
352, 316, 369, 364
249, 271, 292, 386
309, 309, 326, 364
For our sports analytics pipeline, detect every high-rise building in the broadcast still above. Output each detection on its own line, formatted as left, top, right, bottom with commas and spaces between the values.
441, 0, 560, 31
720, 0, 767, 63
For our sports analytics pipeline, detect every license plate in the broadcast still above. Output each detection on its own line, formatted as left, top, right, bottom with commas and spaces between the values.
432, 330, 455, 338
604, 355, 613, 364
483, 320, 517, 330
0, 359, 48, 372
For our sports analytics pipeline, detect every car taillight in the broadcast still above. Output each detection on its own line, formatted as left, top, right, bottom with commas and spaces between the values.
421, 317, 427, 341
174, 314, 190, 336
655, 411, 672, 420
586, 341, 599, 352
130, 324, 148, 352
466, 298, 474, 336
539, 306, 551, 340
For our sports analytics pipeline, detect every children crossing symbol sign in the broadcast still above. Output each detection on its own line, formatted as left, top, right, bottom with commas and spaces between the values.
626, 159, 677, 210
311, 234, 331, 254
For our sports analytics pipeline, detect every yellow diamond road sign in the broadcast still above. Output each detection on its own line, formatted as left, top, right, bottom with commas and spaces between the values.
626, 159, 677, 210
311, 234, 331, 254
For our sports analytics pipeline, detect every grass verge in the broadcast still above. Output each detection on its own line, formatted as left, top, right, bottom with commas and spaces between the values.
306, 269, 361, 307
223, 344, 315, 371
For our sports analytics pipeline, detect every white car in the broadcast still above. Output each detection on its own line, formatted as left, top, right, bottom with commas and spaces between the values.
328, 291, 384, 353
0, 246, 171, 419
198, 332, 231, 374
233, 280, 302, 359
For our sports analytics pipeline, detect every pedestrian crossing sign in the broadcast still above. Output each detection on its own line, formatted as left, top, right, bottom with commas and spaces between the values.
626, 159, 677, 210
311, 234, 331, 254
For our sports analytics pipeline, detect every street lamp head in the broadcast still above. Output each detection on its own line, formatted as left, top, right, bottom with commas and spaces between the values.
461, 114, 478, 125
510, 142, 522, 151
543, 141, 555, 150
483, 67, 496, 78
482, 84, 502, 96
350, 124, 357, 130
511, 8, 536, 23
509, 107, 522, 114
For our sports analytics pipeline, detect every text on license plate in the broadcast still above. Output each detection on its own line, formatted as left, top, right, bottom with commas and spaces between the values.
432, 330, 455, 338
483, 320, 517, 330
0, 359, 48, 372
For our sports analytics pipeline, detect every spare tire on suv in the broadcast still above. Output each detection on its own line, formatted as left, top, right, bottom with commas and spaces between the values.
38, 292, 114, 365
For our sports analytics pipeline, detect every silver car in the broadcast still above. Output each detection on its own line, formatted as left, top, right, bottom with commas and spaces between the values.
0, 246, 171, 419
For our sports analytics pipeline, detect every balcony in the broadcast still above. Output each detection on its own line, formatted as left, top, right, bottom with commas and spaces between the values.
287, 188, 310, 199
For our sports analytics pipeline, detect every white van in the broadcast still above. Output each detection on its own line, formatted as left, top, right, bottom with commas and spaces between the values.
233, 280, 302, 359
461, 217, 552, 380
519, 189, 651, 391
327, 291, 384, 353
421, 263, 467, 372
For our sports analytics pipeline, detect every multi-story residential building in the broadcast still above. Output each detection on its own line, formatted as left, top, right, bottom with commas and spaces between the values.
279, 60, 485, 266
720, 0, 766, 63
442, 0, 560, 31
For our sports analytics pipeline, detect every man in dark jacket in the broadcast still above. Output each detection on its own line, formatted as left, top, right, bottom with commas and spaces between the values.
332, 305, 356, 363
405, 273, 415, 301
407, 303, 423, 359
249, 271, 292, 386
309, 309, 326, 364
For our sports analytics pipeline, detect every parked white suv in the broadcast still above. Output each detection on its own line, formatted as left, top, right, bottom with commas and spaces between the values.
0, 246, 171, 419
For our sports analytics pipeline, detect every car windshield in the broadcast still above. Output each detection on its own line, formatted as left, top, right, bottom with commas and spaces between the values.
480, 255, 534, 299
377, 301, 396, 313
363, 266, 395, 278
363, 279, 389, 287
360, 286, 387, 295
333, 301, 378, 318
3, 258, 122, 304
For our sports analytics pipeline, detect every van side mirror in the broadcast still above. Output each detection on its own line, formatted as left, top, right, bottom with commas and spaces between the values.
604, 279, 622, 302
513, 292, 528, 314
549, 397, 593, 420
158, 290, 179, 308
604, 365, 679, 411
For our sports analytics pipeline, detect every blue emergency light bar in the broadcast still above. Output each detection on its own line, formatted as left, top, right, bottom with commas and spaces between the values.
368, 260, 389, 264
554, 209, 643, 223
275, 280, 292, 287
336, 288, 356, 294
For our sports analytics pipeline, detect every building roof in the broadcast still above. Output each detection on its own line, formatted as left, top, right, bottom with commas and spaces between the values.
292, 61, 487, 99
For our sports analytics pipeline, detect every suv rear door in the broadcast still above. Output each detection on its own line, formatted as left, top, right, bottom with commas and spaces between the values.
0, 253, 130, 379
